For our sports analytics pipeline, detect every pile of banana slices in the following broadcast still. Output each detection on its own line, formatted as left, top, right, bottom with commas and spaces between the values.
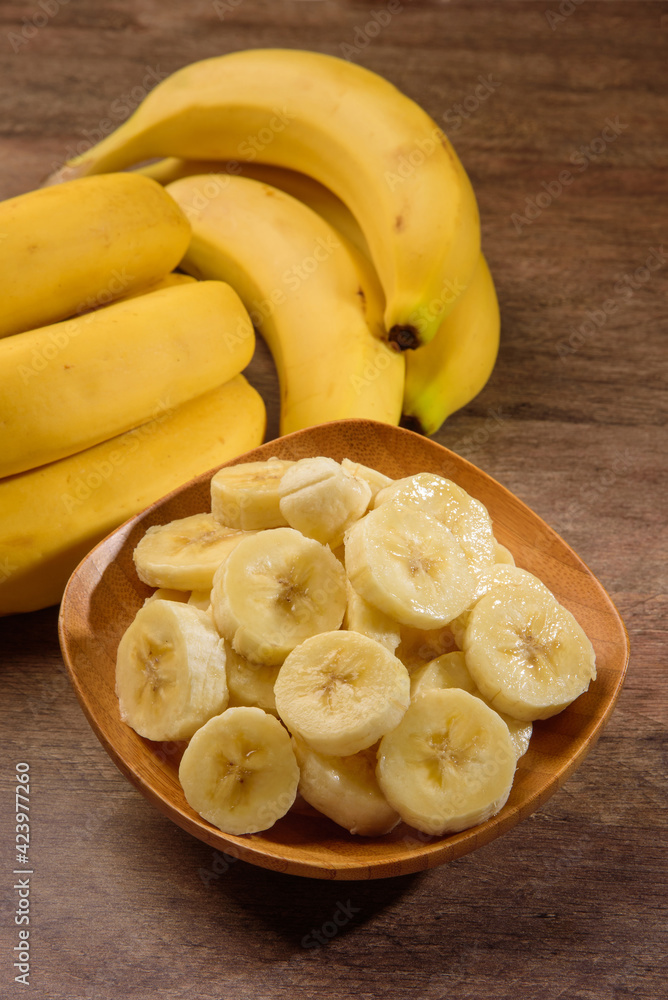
115, 457, 597, 839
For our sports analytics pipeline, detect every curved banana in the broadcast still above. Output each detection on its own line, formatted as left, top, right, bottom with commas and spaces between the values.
166, 174, 404, 435
138, 158, 370, 259
48, 49, 480, 347
401, 255, 500, 436
147, 159, 497, 437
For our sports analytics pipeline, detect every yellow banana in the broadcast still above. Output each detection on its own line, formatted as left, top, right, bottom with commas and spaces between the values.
0, 281, 255, 478
0, 375, 265, 616
0, 172, 190, 339
118, 270, 196, 300
166, 174, 404, 434
401, 254, 500, 436
48, 49, 480, 347
138, 158, 370, 258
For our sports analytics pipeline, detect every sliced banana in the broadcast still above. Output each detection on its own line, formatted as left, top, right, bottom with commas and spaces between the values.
178, 707, 299, 835
410, 651, 532, 760
341, 458, 393, 499
133, 512, 251, 591
374, 473, 496, 577
395, 623, 459, 671
292, 736, 400, 836
279, 456, 372, 547
143, 588, 190, 606
449, 564, 554, 647
225, 642, 280, 715
343, 580, 401, 653
211, 457, 294, 530
463, 585, 597, 721
211, 527, 347, 665
493, 541, 516, 566
188, 589, 211, 611
115, 599, 228, 741
410, 651, 477, 698
376, 688, 517, 836
274, 630, 410, 756
345, 503, 476, 628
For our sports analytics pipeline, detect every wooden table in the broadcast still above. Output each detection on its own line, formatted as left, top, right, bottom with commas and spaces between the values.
1, 2, 666, 997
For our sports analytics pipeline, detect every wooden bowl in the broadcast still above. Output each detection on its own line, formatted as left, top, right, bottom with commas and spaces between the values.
58, 419, 629, 880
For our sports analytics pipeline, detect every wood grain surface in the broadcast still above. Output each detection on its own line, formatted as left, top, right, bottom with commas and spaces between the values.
1, 1, 666, 997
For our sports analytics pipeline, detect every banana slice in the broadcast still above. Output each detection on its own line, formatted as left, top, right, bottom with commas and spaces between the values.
115, 599, 228, 741
274, 630, 410, 756
143, 588, 190, 606
449, 564, 554, 647
410, 651, 477, 698
341, 458, 392, 499
279, 456, 372, 547
410, 651, 532, 760
345, 504, 476, 628
292, 736, 400, 836
188, 589, 211, 611
395, 623, 459, 671
225, 642, 280, 715
493, 541, 516, 566
211, 527, 347, 665
343, 580, 401, 653
133, 513, 251, 591
211, 457, 294, 530
463, 585, 597, 721
178, 707, 299, 835
374, 473, 496, 577
376, 687, 517, 836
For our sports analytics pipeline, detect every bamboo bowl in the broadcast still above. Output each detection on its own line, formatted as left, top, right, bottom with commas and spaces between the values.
58, 419, 629, 879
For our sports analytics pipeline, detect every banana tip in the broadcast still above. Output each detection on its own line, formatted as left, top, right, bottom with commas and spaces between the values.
388, 325, 420, 350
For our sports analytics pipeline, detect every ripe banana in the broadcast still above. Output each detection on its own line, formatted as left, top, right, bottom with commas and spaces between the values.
376, 687, 517, 836
343, 581, 401, 654
51, 49, 480, 346
115, 599, 228, 741
0, 172, 190, 339
292, 736, 400, 837
166, 173, 404, 433
132, 513, 253, 591
144, 159, 497, 432
0, 375, 265, 616
274, 630, 410, 757
0, 281, 255, 478
402, 254, 501, 435
178, 707, 300, 835
139, 158, 371, 259
211, 527, 348, 665
224, 643, 280, 716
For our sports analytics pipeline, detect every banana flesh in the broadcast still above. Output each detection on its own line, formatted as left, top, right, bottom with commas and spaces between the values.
274, 630, 410, 757
377, 688, 517, 836
179, 707, 299, 836
292, 736, 400, 837
115, 599, 228, 741
211, 527, 348, 666
133, 513, 251, 591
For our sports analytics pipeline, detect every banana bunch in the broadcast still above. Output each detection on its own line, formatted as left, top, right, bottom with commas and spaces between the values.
117, 457, 597, 839
47, 49, 499, 435
0, 172, 265, 616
